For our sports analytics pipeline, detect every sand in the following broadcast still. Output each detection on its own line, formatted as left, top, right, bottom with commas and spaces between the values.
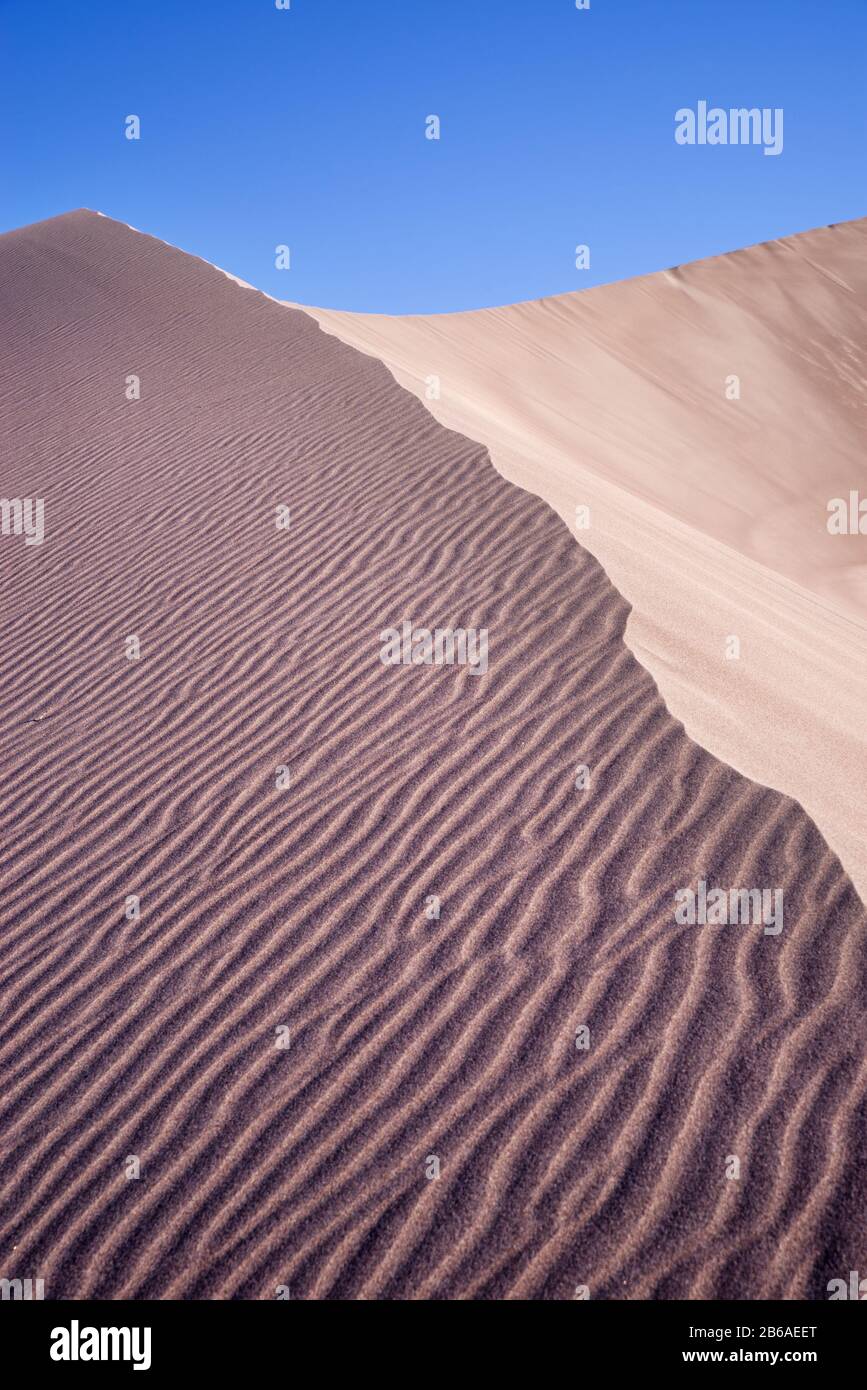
0, 210, 865, 1300
300, 219, 867, 904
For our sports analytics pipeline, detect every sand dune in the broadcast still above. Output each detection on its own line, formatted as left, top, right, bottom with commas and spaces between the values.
300, 220, 867, 903
1, 210, 865, 1300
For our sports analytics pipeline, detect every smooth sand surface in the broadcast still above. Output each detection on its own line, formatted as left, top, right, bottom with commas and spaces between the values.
1, 211, 865, 1299
300, 220, 867, 903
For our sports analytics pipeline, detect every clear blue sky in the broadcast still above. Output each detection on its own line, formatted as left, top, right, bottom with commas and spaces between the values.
0, 0, 864, 312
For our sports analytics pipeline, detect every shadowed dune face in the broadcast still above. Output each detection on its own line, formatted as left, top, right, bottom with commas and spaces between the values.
0, 210, 865, 1301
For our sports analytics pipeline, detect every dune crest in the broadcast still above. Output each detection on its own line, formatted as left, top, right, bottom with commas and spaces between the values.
297, 220, 867, 902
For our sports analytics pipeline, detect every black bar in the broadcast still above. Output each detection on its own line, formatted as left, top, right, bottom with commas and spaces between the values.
3, 1298, 862, 1378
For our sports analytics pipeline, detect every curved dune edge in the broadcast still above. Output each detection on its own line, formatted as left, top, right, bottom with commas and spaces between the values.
291, 221, 867, 904
1, 210, 866, 1302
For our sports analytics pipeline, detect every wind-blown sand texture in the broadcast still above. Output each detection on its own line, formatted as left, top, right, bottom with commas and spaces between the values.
301, 219, 867, 904
1, 211, 865, 1300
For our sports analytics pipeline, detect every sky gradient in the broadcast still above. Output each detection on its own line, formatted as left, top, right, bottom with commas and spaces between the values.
1, 0, 864, 312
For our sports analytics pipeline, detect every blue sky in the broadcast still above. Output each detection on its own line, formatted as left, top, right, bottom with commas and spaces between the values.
0, 0, 864, 312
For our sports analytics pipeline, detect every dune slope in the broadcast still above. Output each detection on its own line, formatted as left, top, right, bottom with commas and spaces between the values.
301, 220, 867, 903
0, 211, 865, 1300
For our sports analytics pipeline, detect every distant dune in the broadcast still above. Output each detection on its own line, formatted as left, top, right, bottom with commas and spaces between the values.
300, 219, 867, 904
1, 211, 865, 1300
